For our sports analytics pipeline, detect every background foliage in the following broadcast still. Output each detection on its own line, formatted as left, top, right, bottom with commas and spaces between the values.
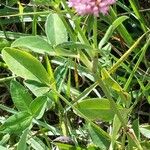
0, 0, 150, 149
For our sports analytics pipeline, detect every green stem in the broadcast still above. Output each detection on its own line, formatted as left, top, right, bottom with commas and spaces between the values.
92, 16, 99, 73
32, 5, 38, 35
39, 126, 51, 149
93, 16, 97, 48
127, 128, 143, 150
51, 88, 111, 141
0, 76, 16, 83
79, 51, 93, 71
0, 23, 9, 40
18, 2, 25, 32
95, 72, 127, 127
124, 35, 150, 90
61, 0, 93, 57
46, 92, 68, 137
45, 55, 56, 88
121, 130, 126, 150
0, 104, 17, 114
92, 48, 127, 127
109, 31, 150, 74
0, 11, 51, 18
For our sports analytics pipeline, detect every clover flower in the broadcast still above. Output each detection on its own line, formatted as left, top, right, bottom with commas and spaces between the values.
68, 0, 116, 16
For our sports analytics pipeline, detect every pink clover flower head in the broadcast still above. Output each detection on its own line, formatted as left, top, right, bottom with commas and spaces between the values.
68, 0, 116, 16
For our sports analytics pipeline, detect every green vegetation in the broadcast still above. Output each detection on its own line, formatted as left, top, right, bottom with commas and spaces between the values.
0, 0, 150, 149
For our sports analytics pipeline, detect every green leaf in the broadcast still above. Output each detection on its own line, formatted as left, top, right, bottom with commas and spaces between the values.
98, 16, 129, 49
0, 134, 10, 145
54, 64, 68, 91
109, 8, 134, 46
110, 115, 121, 149
45, 13, 68, 46
54, 142, 85, 150
101, 68, 122, 92
127, 134, 136, 150
112, 16, 129, 28
55, 42, 93, 58
11, 36, 53, 55
27, 136, 49, 150
0, 145, 8, 150
127, 129, 143, 150
56, 41, 92, 50
141, 141, 150, 149
24, 80, 57, 103
0, 38, 11, 52
140, 125, 150, 139
12, 37, 78, 57
88, 124, 110, 150
10, 80, 33, 112
54, 48, 78, 58
29, 96, 47, 118
0, 112, 32, 133
75, 82, 98, 103
132, 119, 140, 140
75, 98, 121, 121
17, 128, 29, 150
101, 68, 131, 105
2, 47, 51, 85
24, 80, 50, 97
45, 55, 56, 89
